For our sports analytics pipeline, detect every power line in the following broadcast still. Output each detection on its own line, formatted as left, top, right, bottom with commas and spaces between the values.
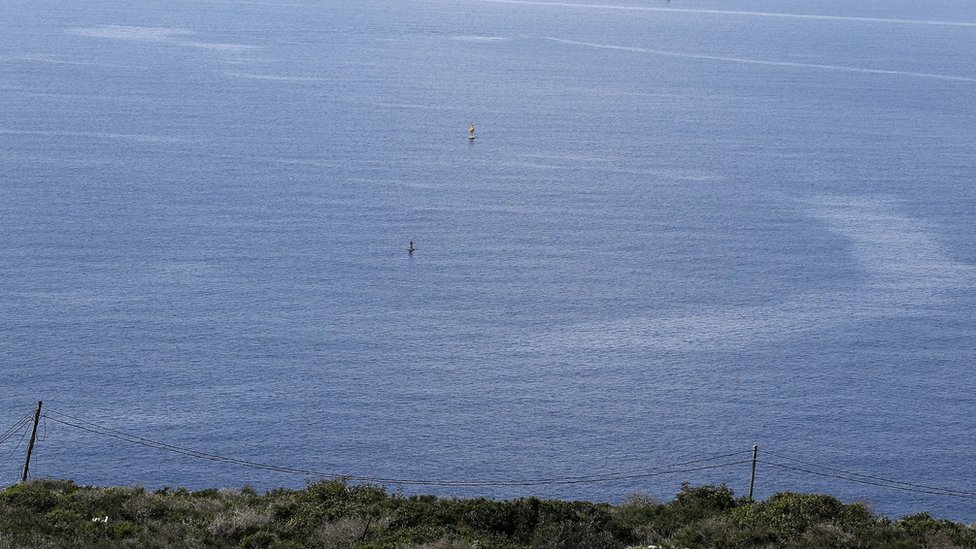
0, 418, 33, 472
42, 409, 750, 487
0, 413, 34, 446
39, 407, 976, 502
760, 459, 976, 500
761, 449, 976, 499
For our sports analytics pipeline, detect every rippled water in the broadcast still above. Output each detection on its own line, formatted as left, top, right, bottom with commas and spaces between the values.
1, 0, 975, 520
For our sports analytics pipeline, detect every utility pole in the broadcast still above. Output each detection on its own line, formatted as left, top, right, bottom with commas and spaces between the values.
21, 401, 42, 483
748, 444, 758, 503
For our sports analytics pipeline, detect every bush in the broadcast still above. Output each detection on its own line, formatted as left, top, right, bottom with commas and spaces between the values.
460, 498, 542, 542
669, 492, 886, 548
1, 480, 975, 549
530, 518, 623, 549
896, 513, 976, 548
612, 495, 665, 546
626, 484, 737, 541
0, 480, 78, 513
672, 484, 737, 516
731, 492, 875, 534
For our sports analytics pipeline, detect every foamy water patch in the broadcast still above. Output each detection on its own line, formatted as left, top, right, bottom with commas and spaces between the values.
803, 196, 976, 292
527, 195, 975, 355
224, 71, 323, 82
450, 35, 510, 42
181, 41, 258, 53
67, 25, 192, 41
271, 157, 344, 169
67, 26, 257, 56
539, 296, 852, 354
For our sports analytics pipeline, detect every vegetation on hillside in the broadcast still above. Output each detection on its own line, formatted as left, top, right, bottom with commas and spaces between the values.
0, 479, 974, 548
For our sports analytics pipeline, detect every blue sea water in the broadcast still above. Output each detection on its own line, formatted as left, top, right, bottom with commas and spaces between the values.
2, 0, 975, 520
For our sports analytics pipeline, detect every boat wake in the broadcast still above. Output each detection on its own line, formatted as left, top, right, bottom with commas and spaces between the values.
0, 128, 195, 144
483, 0, 976, 28
545, 38, 976, 84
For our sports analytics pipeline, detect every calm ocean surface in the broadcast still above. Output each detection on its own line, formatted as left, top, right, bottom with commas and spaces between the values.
2, 0, 975, 520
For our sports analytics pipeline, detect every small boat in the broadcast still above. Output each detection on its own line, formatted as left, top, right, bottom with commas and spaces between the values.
408, 241, 416, 253
468, 122, 476, 140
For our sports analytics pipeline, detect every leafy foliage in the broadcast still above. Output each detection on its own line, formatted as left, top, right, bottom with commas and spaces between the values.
0, 480, 973, 548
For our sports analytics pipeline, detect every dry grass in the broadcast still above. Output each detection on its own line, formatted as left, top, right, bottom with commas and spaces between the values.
312, 516, 370, 549
411, 538, 477, 549
206, 505, 271, 538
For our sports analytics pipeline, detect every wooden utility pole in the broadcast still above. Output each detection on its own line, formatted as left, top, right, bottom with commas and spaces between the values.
21, 401, 42, 483
748, 444, 758, 503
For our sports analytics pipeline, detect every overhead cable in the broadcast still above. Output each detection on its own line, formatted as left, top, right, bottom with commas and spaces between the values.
761, 459, 976, 499
0, 418, 33, 471
0, 413, 34, 446
43, 409, 749, 487
761, 449, 976, 499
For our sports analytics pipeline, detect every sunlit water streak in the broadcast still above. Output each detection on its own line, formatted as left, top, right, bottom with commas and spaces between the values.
482, 0, 976, 28
546, 38, 976, 83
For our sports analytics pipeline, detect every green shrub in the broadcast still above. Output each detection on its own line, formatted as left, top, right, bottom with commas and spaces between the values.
1, 479, 975, 549
273, 479, 389, 540
0, 480, 78, 513
897, 513, 976, 548
629, 484, 737, 541
43, 508, 83, 532
672, 483, 737, 516
731, 492, 874, 533
670, 492, 886, 548
108, 520, 141, 539
530, 518, 623, 549
460, 498, 542, 542
74, 486, 143, 521
238, 530, 279, 549
612, 495, 664, 545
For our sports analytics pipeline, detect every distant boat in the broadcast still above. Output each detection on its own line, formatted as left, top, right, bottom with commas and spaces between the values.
408, 241, 416, 253
468, 122, 476, 140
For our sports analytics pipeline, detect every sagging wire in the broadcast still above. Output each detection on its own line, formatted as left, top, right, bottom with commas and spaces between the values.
0, 418, 33, 473
761, 449, 976, 499
43, 409, 750, 487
